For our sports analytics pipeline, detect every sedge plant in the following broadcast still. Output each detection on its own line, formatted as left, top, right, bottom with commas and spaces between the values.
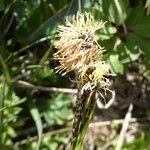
53, 12, 114, 150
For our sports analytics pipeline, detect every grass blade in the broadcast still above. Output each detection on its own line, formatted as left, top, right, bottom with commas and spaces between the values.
29, 101, 43, 150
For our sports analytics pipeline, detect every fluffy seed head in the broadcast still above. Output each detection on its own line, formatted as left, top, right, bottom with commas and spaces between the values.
53, 11, 112, 92
54, 12, 105, 76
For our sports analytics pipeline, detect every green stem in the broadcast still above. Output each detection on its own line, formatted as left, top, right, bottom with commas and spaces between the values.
0, 77, 6, 133
0, 54, 11, 134
0, 54, 11, 86
71, 91, 96, 150
0, 54, 13, 134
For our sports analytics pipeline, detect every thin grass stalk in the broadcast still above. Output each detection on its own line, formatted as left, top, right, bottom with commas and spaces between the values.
6, 36, 51, 62
0, 54, 12, 133
0, 54, 11, 86
71, 90, 96, 150
0, 77, 6, 133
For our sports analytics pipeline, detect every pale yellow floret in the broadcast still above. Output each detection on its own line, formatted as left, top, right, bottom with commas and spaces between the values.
79, 61, 111, 91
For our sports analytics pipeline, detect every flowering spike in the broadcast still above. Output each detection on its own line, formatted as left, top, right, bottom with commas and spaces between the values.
53, 12, 115, 149
54, 12, 105, 78
54, 11, 113, 97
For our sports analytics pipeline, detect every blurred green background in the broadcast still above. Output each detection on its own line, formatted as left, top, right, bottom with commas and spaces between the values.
0, 0, 150, 149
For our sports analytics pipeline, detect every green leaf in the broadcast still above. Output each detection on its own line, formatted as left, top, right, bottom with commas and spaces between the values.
108, 0, 130, 25
132, 16, 150, 38
127, 33, 150, 68
109, 54, 124, 74
126, 5, 145, 26
127, 5, 150, 39
100, 36, 117, 54
39, 47, 52, 65
125, 39, 141, 62
29, 101, 43, 150
87, 6, 105, 20
101, 0, 112, 16
43, 94, 72, 125
0, 97, 26, 112
96, 22, 117, 40
7, 126, 16, 138
0, 54, 11, 86
122, 134, 150, 150
44, 111, 55, 125
15, 0, 78, 43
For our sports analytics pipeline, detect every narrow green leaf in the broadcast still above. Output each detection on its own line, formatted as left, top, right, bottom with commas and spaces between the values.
0, 54, 11, 86
6, 36, 51, 62
0, 77, 6, 131
39, 47, 52, 65
0, 98, 26, 112
15, 1, 78, 43
29, 101, 43, 150
109, 0, 130, 25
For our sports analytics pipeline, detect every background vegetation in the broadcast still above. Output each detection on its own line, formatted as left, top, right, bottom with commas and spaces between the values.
0, 0, 150, 149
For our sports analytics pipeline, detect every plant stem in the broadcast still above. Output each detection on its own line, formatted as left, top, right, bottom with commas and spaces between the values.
0, 54, 11, 86
0, 54, 11, 134
0, 77, 6, 134
71, 90, 96, 150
